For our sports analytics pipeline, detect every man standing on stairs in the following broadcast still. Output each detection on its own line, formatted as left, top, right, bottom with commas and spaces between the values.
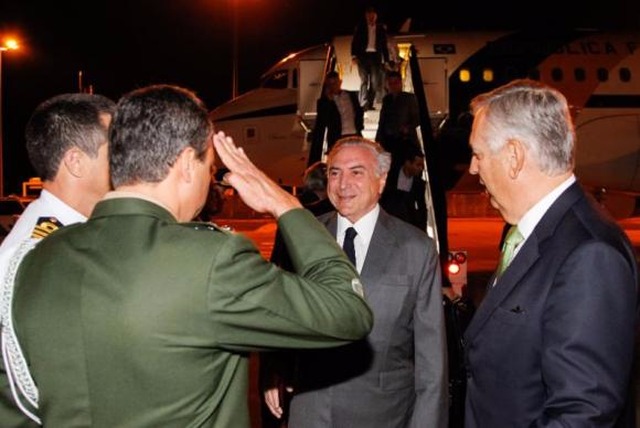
307, 71, 363, 167
351, 5, 390, 111
375, 70, 420, 168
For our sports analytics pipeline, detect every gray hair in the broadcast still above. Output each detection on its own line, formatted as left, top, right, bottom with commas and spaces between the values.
327, 136, 392, 177
470, 78, 575, 175
109, 84, 213, 188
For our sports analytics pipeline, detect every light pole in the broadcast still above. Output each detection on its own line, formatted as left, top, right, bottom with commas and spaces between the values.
0, 39, 19, 198
232, 0, 239, 99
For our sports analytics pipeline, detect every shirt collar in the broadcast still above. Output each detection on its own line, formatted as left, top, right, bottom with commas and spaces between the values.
39, 189, 87, 224
337, 204, 379, 245
337, 205, 379, 272
518, 175, 576, 240
104, 190, 173, 214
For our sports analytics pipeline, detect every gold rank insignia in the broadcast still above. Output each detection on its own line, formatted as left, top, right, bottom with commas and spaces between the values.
31, 217, 64, 239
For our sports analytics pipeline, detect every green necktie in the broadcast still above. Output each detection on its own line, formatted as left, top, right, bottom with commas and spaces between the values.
497, 225, 524, 276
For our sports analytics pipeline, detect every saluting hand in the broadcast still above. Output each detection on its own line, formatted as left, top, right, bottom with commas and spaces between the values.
212, 131, 302, 218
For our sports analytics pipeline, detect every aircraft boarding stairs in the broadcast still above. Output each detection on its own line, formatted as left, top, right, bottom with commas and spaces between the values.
362, 108, 381, 141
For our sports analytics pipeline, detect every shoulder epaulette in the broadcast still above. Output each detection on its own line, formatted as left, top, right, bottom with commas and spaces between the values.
31, 217, 64, 239
181, 221, 234, 233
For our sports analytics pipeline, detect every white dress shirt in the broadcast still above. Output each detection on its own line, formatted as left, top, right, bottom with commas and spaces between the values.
515, 175, 576, 258
337, 204, 380, 273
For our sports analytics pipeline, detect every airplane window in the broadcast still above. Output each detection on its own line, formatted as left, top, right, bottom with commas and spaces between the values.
482, 69, 494, 82
597, 68, 608, 82
574, 68, 586, 82
459, 69, 471, 82
261, 70, 289, 89
619, 67, 631, 82
551, 67, 563, 82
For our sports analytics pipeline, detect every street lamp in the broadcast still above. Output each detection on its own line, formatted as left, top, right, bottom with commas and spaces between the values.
0, 38, 19, 198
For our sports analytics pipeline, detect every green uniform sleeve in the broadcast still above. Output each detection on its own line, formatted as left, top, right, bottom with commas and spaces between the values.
207, 209, 373, 351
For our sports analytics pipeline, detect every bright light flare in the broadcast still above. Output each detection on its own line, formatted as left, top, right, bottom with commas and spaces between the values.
448, 262, 461, 275
4, 39, 19, 50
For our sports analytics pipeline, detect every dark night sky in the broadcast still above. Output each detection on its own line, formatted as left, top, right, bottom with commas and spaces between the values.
1, 0, 639, 195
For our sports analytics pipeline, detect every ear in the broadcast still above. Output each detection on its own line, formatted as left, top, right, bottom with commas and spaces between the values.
177, 147, 197, 184
378, 172, 388, 194
62, 147, 85, 178
506, 139, 525, 179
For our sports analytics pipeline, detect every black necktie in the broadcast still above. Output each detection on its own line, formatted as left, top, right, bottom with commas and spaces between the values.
343, 227, 357, 266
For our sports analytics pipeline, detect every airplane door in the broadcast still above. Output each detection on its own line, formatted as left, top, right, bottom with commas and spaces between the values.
298, 55, 327, 123
416, 57, 447, 117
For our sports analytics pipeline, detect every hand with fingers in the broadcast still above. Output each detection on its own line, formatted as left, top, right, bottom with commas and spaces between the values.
264, 382, 293, 419
212, 131, 302, 218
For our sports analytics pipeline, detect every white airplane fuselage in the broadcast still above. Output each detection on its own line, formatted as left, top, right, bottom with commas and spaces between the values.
210, 29, 640, 216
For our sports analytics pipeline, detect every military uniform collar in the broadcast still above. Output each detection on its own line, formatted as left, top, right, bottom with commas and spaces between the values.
93, 195, 177, 223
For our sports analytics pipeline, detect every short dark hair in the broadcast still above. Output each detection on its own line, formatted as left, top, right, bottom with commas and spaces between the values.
400, 142, 425, 163
25, 93, 115, 180
109, 84, 212, 188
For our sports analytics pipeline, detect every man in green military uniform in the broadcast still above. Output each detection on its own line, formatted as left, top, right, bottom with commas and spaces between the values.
5, 84, 373, 427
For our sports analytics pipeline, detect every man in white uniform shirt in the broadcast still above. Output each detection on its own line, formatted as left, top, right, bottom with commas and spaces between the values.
0, 92, 115, 426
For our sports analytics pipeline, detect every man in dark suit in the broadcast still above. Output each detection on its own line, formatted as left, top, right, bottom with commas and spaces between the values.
380, 143, 427, 231
264, 136, 448, 427
307, 71, 364, 166
464, 78, 638, 427
351, 5, 390, 110
375, 70, 420, 166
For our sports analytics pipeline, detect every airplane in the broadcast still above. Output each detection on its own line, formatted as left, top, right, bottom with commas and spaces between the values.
209, 28, 640, 289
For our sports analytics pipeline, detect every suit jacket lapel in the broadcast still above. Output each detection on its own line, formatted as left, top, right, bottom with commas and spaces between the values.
465, 182, 584, 341
465, 236, 541, 339
360, 210, 395, 285
323, 213, 338, 238
320, 209, 395, 292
